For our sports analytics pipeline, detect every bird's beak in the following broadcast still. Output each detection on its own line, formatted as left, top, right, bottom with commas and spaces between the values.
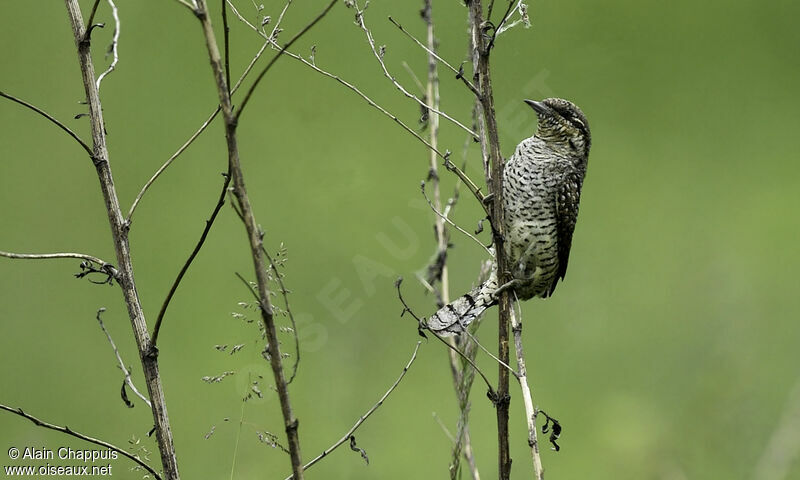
524, 99, 550, 117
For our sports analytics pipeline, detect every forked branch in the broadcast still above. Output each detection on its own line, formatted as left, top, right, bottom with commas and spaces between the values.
189, 0, 338, 477
0, 90, 92, 156
467, 1, 514, 478
0, 404, 161, 480
284, 342, 422, 480
63, 1, 180, 477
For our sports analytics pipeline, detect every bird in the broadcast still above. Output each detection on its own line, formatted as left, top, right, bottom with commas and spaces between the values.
426, 97, 591, 336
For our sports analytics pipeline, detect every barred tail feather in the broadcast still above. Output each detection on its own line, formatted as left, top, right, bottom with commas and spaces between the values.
426, 271, 498, 336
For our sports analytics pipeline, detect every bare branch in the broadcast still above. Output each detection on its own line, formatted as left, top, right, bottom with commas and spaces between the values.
222, 0, 231, 94
285, 342, 422, 480
395, 279, 495, 396
464, 328, 518, 377
96, 308, 152, 408
95, 0, 120, 90
174, 0, 196, 11
127, 108, 219, 223
85, 0, 102, 30
0, 250, 110, 266
0, 90, 93, 156
191, 0, 338, 476
0, 404, 161, 480
416, 5, 481, 477
421, 182, 491, 255
352, 3, 479, 140
0, 250, 120, 283
510, 296, 544, 478
449, 259, 492, 480
226, 3, 488, 210
234, 0, 339, 121
495, 0, 518, 36
151, 171, 231, 348
269, 0, 294, 41
127, 38, 272, 224
388, 16, 480, 98
63, 1, 180, 477
442, 156, 489, 215
468, 1, 514, 477
495, 2, 530, 37
487, 0, 498, 21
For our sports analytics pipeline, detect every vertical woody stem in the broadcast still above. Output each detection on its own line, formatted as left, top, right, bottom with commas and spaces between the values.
63, 2, 180, 479
192, 1, 304, 478
467, 1, 513, 478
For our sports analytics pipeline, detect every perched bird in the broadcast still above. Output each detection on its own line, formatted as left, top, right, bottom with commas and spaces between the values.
427, 98, 591, 335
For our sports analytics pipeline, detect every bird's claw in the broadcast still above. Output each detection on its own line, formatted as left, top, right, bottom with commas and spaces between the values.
492, 279, 521, 301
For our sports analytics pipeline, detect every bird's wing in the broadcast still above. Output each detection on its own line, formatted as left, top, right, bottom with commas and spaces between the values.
549, 172, 582, 296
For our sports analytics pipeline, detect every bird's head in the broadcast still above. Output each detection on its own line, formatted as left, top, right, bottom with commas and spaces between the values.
525, 98, 591, 158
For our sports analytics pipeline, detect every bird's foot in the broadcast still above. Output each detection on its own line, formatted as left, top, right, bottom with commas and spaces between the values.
492, 279, 522, 301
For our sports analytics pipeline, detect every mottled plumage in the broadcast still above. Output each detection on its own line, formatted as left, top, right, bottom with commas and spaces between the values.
427, 98, 591, 336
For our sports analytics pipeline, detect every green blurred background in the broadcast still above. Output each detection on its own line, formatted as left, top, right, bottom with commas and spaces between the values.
2, 1, 799, 479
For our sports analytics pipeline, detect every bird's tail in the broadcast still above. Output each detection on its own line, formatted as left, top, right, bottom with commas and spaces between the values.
426, 269, 498, 336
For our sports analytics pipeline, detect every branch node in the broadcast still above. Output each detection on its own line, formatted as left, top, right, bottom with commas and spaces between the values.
146, 344, 159, 360
286, 418, 299, 434
83, 23, 105, 44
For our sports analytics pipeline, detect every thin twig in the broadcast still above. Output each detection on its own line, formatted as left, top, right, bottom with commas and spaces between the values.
234, 0, 338, 122
126, 36, 272, 224
150, 172, 231, 348
353, 3, 479, 141
269, 0, 294, 41
85, 0, 102, 30
0, 90, 93, 156
0, 250, 120, 283
510, 295, 544, 479
192, 0, 338, 476
0, 404, 161, 480
222, 0, 231, 94
463, 328, 517, 377
418, 7, 480, 476
421, 182, 491, 255
226, 4, 490, 214
395, 279, 495, 396
487, 0, 498, 22
63, 2, 180, 477
95, 0, 120, 90
422, 0, 446, 308
96, 308, 151, 408
284, 342, 422, 480
450, 260, 493, 480
0, 250, 111, 266
388, 16, 480, 98
174, 0, 196, 11
495, 1, 518, 35
127, 107, 220, 224
234, 271, 259, 302
495, 1, 529, 37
